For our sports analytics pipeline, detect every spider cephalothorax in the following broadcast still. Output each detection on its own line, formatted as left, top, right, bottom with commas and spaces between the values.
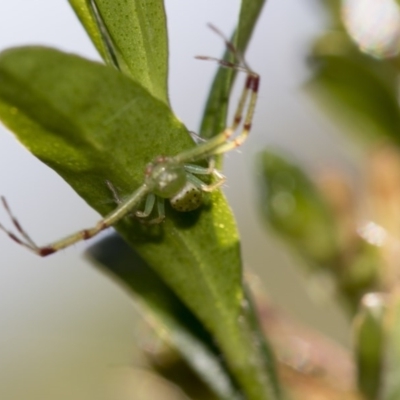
145, 156, 187, 199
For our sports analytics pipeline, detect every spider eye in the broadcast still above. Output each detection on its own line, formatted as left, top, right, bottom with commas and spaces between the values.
170, 182, 203, 212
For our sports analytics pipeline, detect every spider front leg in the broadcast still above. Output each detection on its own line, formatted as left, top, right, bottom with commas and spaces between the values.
135, 193, 166, 224
174, 24, 260, 165
0, 184, 149, 256
184, 163, 226, 192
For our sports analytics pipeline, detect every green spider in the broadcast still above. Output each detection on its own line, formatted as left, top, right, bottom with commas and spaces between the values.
0, 25, 259, 256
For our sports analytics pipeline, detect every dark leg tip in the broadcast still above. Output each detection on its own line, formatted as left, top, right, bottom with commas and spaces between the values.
39, 247, 56, 257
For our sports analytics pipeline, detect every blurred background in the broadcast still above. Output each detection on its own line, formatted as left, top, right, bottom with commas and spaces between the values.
0, 0, 387, 399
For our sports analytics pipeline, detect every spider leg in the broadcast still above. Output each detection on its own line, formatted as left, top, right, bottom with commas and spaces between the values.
0, 184, 149, 256
185, 157, 217, 175
186, 171, 226, 192
174, 69, 259, 163
208, 71, 259, 155
184, 160, 216, 175
150, 197, 166, 224
136, 195, 166, 225
0, 197, 39, 252
206, 23, 249, 69
189, 130, 207, 144
184, 157, 226, 192
156, 197, 165, 220
174, 28, 259, 164
111, 182, 164, 224
1, 196, 37, 248
106, 180, 123, 204
136, 193, 156, 218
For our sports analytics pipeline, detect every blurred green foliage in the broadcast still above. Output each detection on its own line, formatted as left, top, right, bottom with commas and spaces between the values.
259, 150, 379, 314
257, 1, 400, 399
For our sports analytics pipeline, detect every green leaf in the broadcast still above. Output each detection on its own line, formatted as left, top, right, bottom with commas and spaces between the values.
259, 150, 338, 267
199, 0, 266, 141
87, 234, 243, 400
383, 293, 400, 400
68, 0, 111, 64
354, 294, 385, 400
258, 150, 380, 314
68, 0, 169, 105
317, 0, 344, 28
306, 55, 400, 144
0, 47, 278, 400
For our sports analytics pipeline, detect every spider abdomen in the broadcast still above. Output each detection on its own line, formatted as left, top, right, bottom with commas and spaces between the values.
170, 182, 203, 212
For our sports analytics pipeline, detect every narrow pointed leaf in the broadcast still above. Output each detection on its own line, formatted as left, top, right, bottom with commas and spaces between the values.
354, 293, 385, 399
259, 150, 338, 266
258, 150, 381, 314
306, 55, 400, 144
68, 0, 169, 105
383, 293, 400, 400
68, 0, 111, 64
